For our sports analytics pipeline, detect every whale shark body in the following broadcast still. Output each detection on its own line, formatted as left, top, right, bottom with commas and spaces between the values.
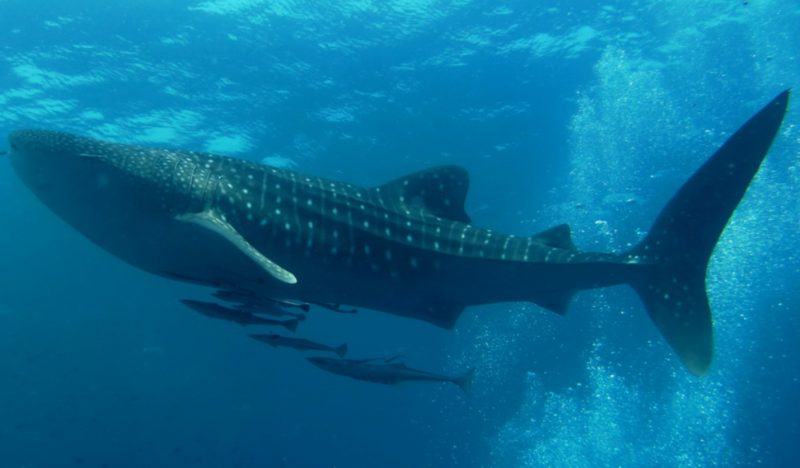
6, 90, 790, 375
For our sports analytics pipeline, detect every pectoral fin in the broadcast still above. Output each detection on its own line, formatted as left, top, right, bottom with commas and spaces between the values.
177, 210, 297, 284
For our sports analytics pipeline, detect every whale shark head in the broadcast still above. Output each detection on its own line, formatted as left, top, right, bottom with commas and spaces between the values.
7, 129, 200, 219
7, 129, 210, 256
5, 128, 248, 282
8, 130, 98, 193
7, 130, 127, 226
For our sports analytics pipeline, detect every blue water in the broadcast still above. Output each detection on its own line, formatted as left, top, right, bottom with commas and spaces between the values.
1, 1, 798, 466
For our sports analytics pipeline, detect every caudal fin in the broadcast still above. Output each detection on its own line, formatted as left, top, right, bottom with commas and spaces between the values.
453, 368, 475, 396
629, 90, 790, 375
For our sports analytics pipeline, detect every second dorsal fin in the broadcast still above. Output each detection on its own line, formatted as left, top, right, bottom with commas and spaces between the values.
377, 165, 471, 223
532, 224, 577, 250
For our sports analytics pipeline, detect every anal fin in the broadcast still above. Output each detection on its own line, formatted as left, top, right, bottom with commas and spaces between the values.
422, 303, 466, 329
533, 290, 575, 315
177, 210, 297, 284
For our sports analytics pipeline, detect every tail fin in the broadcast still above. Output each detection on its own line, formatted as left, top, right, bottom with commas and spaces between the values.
629, 90, 790, 375
453, 368, 475, 396
335, 344, 348, 358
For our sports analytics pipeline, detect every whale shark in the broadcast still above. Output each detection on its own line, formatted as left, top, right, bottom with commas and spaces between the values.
5, 90, 790, 375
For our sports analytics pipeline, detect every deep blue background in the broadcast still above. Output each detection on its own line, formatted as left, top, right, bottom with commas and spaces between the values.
1, 1, 798, 466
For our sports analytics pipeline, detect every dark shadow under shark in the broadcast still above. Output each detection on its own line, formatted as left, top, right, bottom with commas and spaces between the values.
5, 90, 790, 376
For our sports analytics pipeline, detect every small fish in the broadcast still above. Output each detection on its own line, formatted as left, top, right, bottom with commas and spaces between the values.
180, 299, 298, 332
313, 303, 358, 314
213, 289, 311, 312
307, 357, 474, 394
250, 334, 347, 357
235, 304, 307, 321
346, 355, 404, 364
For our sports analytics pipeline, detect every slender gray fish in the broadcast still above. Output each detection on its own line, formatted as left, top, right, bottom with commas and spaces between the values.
307, 356, 474, 394
311, 303, 358, 314
180, 299, 298, 332
250, 334, 347, 357
346, 355, 404, 364
235, 304, 307, 321
213, 289, 311, 312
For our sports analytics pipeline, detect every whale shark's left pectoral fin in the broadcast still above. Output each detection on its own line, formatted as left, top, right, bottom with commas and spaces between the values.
176, 210, 298, 285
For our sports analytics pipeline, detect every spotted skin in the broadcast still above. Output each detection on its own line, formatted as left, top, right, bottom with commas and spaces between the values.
6, 91, 789, 375
5, 130, 625, 316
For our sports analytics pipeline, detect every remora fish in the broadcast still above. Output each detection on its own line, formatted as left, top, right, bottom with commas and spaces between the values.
6, 90, 790, 375
236, 304, 307, 321
180, 299, 298, 332
250, 334, 348, 357
213, 289, 311, 312
212, 289, 309, 319
311, 303, 358, 314
307, 357, 474, 394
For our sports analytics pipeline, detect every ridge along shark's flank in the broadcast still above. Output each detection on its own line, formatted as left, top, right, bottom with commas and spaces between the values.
5, 90, 790, 375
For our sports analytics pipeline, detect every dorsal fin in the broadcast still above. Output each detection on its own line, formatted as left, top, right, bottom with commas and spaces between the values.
532, 224, 577, 250
377, 165, 471, 223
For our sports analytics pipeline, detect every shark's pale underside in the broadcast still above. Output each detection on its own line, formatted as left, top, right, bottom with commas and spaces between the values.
6, 90, 790, 375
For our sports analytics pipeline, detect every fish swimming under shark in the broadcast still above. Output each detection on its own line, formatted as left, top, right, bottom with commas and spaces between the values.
307, 356, 475, 394
213, 289, 311, 312
5, 90, 790, 376
180, 299, 299, 331
250, 333, 348, 357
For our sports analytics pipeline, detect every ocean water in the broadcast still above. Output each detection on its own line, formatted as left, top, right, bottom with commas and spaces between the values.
0, 1, 798, 467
